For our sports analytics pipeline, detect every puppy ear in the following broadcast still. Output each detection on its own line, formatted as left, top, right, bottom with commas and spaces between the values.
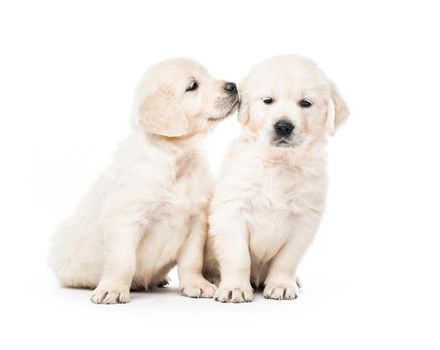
237, 97, 249, 124
137, 87, 189, 137
326, 81, 350, 136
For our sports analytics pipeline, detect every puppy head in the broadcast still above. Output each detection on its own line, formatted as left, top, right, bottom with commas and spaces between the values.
238, 55, 349, 148
134, 58, 239, 138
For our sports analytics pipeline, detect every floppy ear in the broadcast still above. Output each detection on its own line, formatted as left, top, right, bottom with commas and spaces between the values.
326, 81, 350, 136
236, 79, 250, 125
137, 87, 189, 137
237, 96, 249, 124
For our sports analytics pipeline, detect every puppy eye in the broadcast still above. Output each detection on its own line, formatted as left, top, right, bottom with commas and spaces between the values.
299, 99, 312, 108
262, 97, 274, 105
185, 80, 198, 92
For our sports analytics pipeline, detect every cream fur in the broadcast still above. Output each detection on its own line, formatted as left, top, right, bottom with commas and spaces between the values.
49, 58, 238, 304
204, 55, 349, 303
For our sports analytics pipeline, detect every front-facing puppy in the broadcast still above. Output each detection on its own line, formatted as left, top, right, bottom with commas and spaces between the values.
49, 58, 239, 303
206, 55, 349, 302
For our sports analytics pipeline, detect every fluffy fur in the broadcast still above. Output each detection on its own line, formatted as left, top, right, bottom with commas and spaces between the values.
204, 55, 349, 302
49, 58, 238, 304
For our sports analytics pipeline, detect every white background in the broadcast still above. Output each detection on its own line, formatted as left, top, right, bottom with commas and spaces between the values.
1, 0, 439, 349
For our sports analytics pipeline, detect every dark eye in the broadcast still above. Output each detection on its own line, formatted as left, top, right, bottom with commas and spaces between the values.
299, 99, 312, 108
262, 97, 274, 105
185, 80, 198, 92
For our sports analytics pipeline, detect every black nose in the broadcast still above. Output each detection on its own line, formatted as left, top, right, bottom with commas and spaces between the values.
274, 120, 294, 137
224, 82, 237, 92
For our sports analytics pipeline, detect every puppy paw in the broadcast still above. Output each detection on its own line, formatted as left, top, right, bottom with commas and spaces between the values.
214, 283, 253, 303
180, 277, 217, 298
156, 277, 170, 288
90, 286, 130, 304
263, 282, 298, 300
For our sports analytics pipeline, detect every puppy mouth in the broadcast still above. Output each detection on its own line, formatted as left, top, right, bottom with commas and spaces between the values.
272, 132, 305, 148
273, 137, 293, 147
208, 95, 240, 121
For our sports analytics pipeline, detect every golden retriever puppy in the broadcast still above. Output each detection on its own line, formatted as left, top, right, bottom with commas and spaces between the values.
205, 55, 349, 303
49, 58, 239, 304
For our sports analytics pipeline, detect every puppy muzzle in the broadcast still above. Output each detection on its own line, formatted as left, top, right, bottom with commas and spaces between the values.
272, 120, 298, 147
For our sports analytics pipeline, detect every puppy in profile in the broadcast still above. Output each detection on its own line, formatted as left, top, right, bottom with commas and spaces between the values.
49, 58, 239, 304
205, 55, 349, 302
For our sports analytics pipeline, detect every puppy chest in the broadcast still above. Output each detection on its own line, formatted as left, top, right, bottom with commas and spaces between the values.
150, 194, 205, 224
152, 170, 209, 218
243, 169, 310, 261
245, 204, 295, 261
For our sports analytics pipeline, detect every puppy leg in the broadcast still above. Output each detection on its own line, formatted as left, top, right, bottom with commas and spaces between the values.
178, 215, 217, 298
91, 219, 144, 304
202, 235, 221, 286
212, 215, 253, 303
263, 220, 317, 300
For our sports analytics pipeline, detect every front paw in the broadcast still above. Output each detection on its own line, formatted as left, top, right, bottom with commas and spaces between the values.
180, 277, 217, 298
91, 286, 130, 304
263, 281, 298, 300
214, 283, 253, 303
